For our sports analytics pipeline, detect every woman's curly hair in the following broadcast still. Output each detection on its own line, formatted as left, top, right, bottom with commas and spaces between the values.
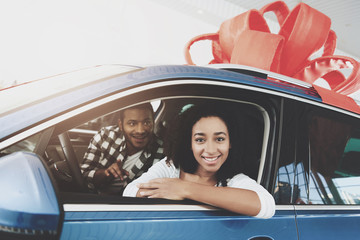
164, 102, 245, 186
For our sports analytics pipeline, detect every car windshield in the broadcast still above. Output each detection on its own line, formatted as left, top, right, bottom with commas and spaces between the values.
0, 132, 42, 156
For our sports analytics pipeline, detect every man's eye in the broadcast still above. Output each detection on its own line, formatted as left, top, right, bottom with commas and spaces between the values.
144, 121, 151, 126
128, 122, 135, 126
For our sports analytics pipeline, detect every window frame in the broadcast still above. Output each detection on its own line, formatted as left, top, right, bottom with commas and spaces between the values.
43, 81, 280, 207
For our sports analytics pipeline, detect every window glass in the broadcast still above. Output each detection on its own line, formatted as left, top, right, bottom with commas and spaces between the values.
332, 129, 360, 204
274, 100, 360, 206
274, 163, 298, 204
295, 114, 360, 205
275, 162, 309, 204
274, 101, 303, 205
0, 132, 42, 155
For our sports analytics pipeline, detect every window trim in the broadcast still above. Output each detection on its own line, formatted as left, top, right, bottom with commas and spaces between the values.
63, 203, 295, 212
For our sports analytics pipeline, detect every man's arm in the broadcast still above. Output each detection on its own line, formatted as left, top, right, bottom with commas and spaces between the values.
81, 131, 107, 190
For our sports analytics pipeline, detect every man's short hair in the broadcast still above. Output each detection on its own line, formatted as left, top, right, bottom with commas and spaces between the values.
119, 103, 154, 121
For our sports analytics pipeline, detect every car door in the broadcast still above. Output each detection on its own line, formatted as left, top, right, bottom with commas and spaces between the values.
52, 82, 297, 240
278, 99, 360, 240
0, 80, 298, 239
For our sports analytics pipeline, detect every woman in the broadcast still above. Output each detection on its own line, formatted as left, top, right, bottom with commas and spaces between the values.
123, 103, 275, 218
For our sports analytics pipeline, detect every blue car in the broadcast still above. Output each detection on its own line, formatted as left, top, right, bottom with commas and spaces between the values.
1, 64, 360, 240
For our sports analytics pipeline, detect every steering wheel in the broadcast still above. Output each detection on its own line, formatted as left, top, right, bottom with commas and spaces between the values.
58, 132, 87, 192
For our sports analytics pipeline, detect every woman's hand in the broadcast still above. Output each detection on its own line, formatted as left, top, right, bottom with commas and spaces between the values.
136, 177, 264, 217
137, 178, 189, 200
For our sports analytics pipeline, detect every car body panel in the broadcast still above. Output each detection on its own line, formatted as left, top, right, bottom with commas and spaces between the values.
295, 208, 360, 240
60, 206, 297, 240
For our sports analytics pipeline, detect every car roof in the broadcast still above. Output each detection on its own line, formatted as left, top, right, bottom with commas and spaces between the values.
0, 65, 141, 114
0, 64, 359, 143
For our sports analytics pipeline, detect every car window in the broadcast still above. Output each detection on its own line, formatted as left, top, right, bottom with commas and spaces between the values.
274, 100, 304, 205
299, 115, 356, 205
276, 105, 360, 205
313, 127, 360, 204
47, 97, 269, 195
0, 132, 42, 156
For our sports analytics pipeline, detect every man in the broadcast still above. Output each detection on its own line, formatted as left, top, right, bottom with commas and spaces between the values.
81, 103, 164, 194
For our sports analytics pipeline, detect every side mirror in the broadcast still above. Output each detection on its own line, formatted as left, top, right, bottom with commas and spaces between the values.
0, 152, 61, 239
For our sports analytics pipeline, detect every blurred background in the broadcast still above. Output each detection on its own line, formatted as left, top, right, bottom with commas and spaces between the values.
1, 0, 359, 95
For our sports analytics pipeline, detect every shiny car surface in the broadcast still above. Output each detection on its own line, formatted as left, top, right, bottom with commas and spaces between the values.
1, 64, 360, 240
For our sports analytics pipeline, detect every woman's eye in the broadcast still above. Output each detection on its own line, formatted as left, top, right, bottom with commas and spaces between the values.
216, 137, 225, 142
195, 138, 205, 143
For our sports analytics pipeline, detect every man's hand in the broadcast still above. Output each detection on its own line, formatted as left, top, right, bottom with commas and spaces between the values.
93, 160, 129, 188
105, 160, 129, 181
136, 178, 188, 200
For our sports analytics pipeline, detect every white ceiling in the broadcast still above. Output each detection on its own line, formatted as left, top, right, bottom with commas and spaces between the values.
152, 0, 360, 60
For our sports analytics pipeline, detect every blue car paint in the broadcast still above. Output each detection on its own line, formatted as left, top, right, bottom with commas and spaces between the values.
295, 209, 360, 240
0, 65, 321, 141
0, 152, 60, 234
60, 210, 297, 240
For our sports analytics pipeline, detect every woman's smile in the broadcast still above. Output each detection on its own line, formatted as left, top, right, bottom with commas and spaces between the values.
201, 154, 222, 163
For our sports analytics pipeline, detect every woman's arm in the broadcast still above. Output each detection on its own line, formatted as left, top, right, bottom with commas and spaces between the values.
187, 182, 262, 216
122, 158, 178, 197
137, 176, 275, 218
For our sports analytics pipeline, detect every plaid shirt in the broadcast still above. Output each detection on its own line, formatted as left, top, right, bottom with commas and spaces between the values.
81, 125, 164, 191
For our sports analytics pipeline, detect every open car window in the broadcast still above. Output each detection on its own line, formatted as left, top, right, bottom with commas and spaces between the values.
46, 97, 271, 204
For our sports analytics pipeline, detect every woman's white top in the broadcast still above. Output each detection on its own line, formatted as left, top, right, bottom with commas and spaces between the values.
123, 158, 275, 219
